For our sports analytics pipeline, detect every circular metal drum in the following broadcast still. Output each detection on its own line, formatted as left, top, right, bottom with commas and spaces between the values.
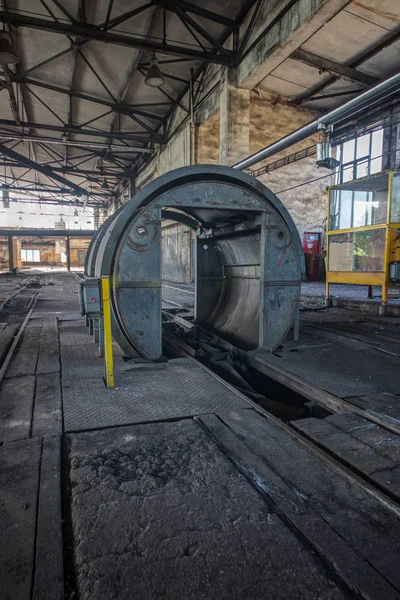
90, 165, 304, 359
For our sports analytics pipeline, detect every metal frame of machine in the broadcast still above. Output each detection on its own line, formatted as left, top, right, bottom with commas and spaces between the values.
84, 165, 305, 360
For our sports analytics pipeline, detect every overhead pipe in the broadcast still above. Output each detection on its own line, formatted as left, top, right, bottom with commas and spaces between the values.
234, 71, 400, 171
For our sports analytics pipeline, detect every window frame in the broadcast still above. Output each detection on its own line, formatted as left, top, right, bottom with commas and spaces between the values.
21, 248, 40, 263
335, 129, 383, 185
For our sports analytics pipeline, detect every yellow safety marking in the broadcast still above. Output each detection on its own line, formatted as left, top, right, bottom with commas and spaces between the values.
101, 276, 114, 389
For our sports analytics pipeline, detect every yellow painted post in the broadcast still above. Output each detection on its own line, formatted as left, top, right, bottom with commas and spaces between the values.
382, 171, 394, 310
101, 276, 114, 388
325, 187, 331, 305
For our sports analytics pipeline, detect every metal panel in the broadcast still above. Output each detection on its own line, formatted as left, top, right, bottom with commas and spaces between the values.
62, 357, 248, 432
162, 223, 193, 283
92, 165, 304, 359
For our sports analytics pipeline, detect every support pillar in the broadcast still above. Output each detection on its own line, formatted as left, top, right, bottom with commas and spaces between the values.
382, 109, 400, 170
12, 237, 21, 271
7, 235, 13, 271
94, 207, 100, 229
66, 236, 71, 272
220, 68, 250, 166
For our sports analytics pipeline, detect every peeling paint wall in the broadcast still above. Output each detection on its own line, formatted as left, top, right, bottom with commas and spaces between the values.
193, 92, 331, 241
195, 111, 220, 165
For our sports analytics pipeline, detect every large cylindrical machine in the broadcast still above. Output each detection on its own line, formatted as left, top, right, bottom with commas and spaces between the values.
85, 165, 304, 359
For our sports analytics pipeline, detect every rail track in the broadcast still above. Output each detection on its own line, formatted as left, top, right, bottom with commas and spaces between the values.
0, 274, 50, 382
162, 309, 400, 509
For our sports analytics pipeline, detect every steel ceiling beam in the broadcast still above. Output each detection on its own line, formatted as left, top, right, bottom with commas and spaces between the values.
152, 0, 236, 29
106, 5, 160, 153
0, 133, 153, 152
0, 143, 90, 196
157, 1, 229, 54
0, 11, 235, 64
102, 2, 153, 31
1, 197, 101, 206
291, 49, 379, 87
21, 44, 74, 76
0, 161, 123, 178
10, 76, 165, 123
1, 185, 112, 197
2, 64, 21, 125
293, 27, 400, 104
0, 228, 95, 237
0, 118, 166, 143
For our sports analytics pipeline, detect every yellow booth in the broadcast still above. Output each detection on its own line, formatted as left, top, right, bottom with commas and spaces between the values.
326, 170, 400, 308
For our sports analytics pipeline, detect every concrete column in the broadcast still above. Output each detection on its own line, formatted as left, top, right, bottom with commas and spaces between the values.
93, 207, 100, 229
220, 68, 250, 166
66, 237, 71, 272
12, 237, 21, 271
7, 235, 13, 271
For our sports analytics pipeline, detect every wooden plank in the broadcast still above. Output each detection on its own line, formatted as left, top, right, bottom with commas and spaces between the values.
197, 410, 400, 597
36, 319, 60, 375
6, 324, 42, 378
33, 435, 63, 600
326, 413, 400, 464
0, 437, 41, 600
32, 374, 62, 438
0, 375, 35, 442
292, 418, 400, 499
346, 395, 400, 430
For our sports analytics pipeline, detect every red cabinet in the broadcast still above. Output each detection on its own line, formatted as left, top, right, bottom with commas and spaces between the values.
303, 232, 322, 281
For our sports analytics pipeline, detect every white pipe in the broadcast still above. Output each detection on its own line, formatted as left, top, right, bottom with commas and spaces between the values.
234, 71, 400, 171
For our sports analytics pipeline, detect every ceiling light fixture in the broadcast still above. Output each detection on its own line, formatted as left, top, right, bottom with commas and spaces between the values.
0, 32, 18, 65
101, 178, 109, 191
145, 53, 164, 88
102, 150, 115, 165
61, 132, 69, 143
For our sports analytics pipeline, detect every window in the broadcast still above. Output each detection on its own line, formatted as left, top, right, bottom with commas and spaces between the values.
336, 129, 383, 185
21, 249, 40, 262
329, 172, 389, 231
328, 229, 386, 272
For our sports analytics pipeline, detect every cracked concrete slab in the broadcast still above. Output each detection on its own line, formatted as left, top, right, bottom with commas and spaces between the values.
68, 418, 346, 600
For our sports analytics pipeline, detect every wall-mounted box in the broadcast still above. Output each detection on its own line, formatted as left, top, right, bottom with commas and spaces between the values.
79, 278, 102, 317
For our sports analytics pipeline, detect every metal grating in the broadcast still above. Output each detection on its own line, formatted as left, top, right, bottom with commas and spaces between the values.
62, 356, 248, 432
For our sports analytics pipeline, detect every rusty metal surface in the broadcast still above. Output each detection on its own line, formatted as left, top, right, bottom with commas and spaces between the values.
88, 165, 304, 359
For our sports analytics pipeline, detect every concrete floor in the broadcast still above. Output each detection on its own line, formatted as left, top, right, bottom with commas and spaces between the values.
0, 273, 400, 599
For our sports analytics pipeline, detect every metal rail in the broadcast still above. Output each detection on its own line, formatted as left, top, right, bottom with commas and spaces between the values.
0, 285, 42, 385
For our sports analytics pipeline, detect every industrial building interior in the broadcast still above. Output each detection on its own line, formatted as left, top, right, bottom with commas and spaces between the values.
1, 1, 400, 598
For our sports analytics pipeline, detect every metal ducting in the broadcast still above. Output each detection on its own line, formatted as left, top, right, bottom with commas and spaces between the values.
234, 71, 400, 171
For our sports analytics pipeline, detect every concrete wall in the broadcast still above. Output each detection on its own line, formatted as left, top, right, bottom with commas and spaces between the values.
195, 111, 220, 165
194, 92, 330, 241
249, 92, 332, 241
18, 237, 91, 268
